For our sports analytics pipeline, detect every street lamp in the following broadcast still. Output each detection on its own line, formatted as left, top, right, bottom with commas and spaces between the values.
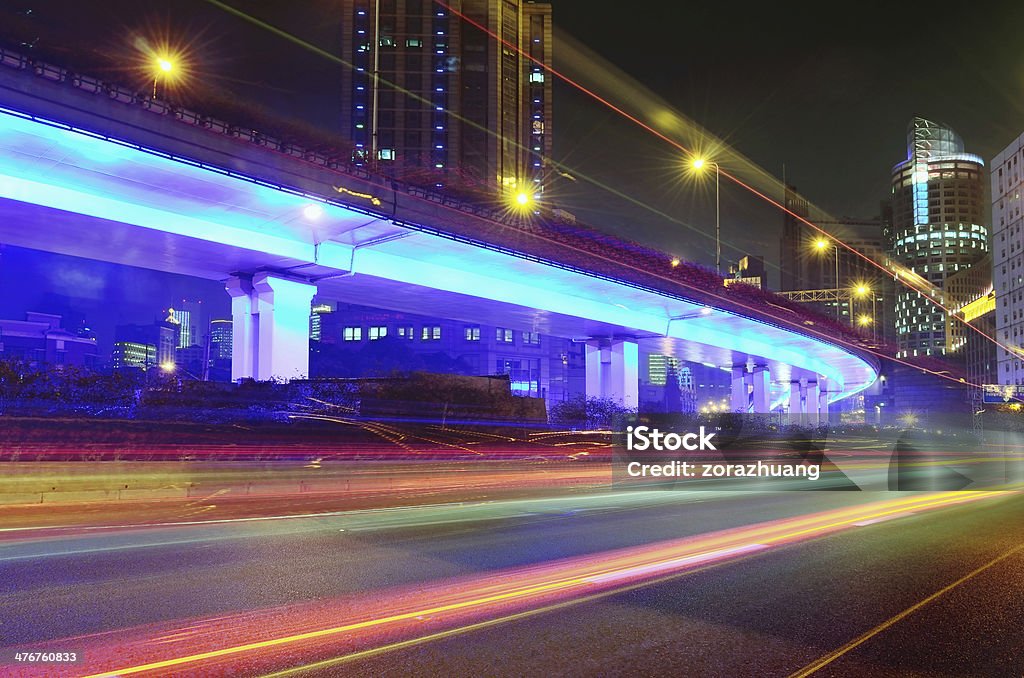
151, 54, 179, 99
691, 157, 720, 275
854, 283, 877, 340
813, 238, 840, 320
151, 56, 174, 99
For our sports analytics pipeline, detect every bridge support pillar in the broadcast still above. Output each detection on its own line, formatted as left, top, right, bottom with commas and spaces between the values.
585, 339, 638, 408
751, 365, 771, 414
788, 380, 803, 423
731, 365, 749, 413
805, 381, 821, 426
818, 379, 831, 425
226, 273, 317, 382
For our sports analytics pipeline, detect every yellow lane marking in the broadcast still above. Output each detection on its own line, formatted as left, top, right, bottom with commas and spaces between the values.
788, 542, 1024, 677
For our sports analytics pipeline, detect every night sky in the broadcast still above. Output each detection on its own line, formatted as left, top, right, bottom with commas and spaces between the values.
2, 1, 1024, 351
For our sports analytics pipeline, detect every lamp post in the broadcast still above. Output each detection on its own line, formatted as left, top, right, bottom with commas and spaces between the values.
692, 157, 720, 275
814, 238, 840, 320
152, 56, 174, 99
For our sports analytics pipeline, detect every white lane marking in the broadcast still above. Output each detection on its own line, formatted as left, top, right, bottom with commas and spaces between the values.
853, 511, 915, 526
584, 543, 769, 584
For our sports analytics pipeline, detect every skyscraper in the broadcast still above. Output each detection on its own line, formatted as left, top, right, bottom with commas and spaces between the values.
889, 117, 987, 358
779, 184, 809, 291
340, 0, 553, 194
991, 132, 1024, 385
167, 299, 205, 349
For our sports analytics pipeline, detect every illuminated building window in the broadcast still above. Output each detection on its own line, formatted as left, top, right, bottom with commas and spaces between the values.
422, 326, 442, 340
368, 326, 387, 340
496, 328, 513, 344
343, 327, 362, 341
522, 331, 540, 346
464, 326, 480, 341
397, 325, 414, 340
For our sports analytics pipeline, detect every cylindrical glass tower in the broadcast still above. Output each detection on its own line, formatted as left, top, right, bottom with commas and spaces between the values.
889, 117, 987, 358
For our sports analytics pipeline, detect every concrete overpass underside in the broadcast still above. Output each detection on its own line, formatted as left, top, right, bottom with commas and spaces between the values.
0, 104, 877, 415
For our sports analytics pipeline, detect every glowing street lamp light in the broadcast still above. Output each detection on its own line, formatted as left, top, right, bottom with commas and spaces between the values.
691, 156, 720, 275
858, 314, 873, 326
853, 282, 877, 339
515, 191, 532, 206
151, 54, 179, 99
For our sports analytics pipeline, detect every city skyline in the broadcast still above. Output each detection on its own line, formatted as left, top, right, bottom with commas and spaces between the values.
3, 5, 1024, 677
0, 2, 1021, 265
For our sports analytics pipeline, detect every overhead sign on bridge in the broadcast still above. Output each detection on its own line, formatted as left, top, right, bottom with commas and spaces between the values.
983, 384, 1024, 403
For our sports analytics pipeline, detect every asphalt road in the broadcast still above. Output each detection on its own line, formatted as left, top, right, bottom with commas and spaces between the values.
1, 486, 1021, 677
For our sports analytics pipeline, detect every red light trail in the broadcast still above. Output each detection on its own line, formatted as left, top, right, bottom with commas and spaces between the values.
434, 1, 1015, 372
7, 491, 1002, 678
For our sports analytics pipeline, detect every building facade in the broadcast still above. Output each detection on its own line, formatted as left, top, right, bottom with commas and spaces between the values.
339, 0, 553, 194
314, 302, 584, 402
992, 132, 1024, 385
112, 321, 176, 370
890, 117, 987, 358
0, 312, 99, 368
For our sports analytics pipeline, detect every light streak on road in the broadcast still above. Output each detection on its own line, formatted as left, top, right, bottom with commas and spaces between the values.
23, 490, 1010, 678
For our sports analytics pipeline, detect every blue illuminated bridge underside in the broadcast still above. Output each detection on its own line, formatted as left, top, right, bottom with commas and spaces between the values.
0, 105, 876, 403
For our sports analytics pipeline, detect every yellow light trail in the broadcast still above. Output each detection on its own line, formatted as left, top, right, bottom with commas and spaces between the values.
77, 490, 1012, 678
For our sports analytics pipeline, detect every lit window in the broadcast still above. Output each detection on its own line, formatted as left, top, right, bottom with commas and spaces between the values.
406, 39, 423, 48
343, 327, 362, 341
523, 331, 540, 346
464, 326, 480, 341
397, 325, 414, 340
422, 326, 442, 340
378, 148, 395, 160
369, 326, 387, 340
496, 328, 513, 343
529, 72, 545, 83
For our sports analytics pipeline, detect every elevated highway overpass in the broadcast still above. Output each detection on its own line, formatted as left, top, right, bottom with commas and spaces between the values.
0, 50, 877, 416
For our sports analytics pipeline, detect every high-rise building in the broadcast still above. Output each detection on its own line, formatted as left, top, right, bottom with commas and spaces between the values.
779, 184, 810, 291
889, 117, 987, 358
209, 319, 233, 361
340, 0, 553, 194
168, 300, 205, 349
991, 133, 1024, 385
946, 255, 996, 386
